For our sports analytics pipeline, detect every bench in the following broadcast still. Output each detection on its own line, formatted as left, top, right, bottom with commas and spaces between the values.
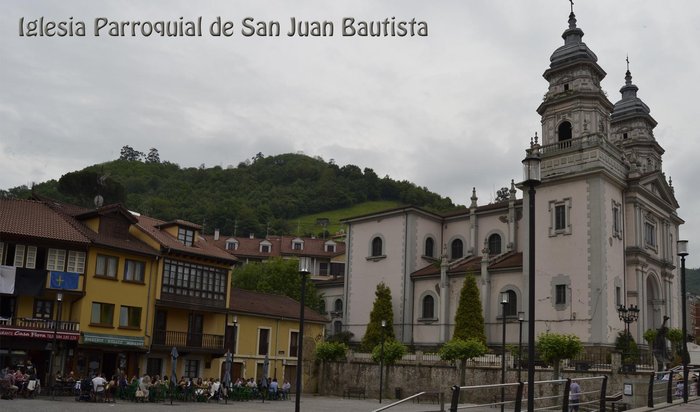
605, 392, 628, 412
343, 386, 366, 399
413, 391, 441, 404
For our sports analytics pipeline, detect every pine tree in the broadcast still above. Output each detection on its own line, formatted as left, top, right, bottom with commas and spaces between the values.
361, 282, 395, 351
453, 273, 486, 343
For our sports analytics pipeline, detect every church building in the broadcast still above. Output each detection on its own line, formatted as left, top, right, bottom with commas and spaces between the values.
336, 7, 683, 349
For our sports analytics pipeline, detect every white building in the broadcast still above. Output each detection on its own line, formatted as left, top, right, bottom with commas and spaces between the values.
339, 9, 683, 348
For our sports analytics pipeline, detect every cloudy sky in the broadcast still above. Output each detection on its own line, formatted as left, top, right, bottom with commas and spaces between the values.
1, 1, 698, 266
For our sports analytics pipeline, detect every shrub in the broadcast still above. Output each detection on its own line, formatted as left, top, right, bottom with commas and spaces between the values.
315, 341, 348, 362
438, 338, 488, 362
371, 339, 407, 365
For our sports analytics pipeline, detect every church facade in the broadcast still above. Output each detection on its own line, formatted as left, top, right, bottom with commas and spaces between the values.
337, 9, 683, 348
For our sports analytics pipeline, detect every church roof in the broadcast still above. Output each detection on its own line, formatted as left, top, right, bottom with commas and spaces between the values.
611, 66, 658, 127
544, 10, 606, 80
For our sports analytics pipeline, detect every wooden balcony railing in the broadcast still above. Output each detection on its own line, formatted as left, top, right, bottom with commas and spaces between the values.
15, 317, 80, 332
152, 329, 224, 350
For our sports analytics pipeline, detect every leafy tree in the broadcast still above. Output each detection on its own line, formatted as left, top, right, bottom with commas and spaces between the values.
495, 187, 510, 203
231, 257, 322, 312
145, 148, 161, 163
453, 274, 486, 344
119, 145, 144, 161
644, 329, 657, 345
667, 327, 684, 360
371, 339, 406, 365
439, 338, 488, 385
57, 170, 126, 207
315, 342, 348, 362
536, 333, 582, 378
361, 283, 395, 351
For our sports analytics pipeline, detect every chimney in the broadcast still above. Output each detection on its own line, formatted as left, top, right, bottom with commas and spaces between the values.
249, 233, 254, 239
214, 229, 220, 241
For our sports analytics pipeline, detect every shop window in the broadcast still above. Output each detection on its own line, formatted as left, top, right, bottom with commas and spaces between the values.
184, 359, 199, 378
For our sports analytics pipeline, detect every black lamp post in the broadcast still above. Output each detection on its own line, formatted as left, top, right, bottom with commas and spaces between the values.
48, 292, 63, 399
522, 140, 541, 412
518, 311, 525, 382
678, 239, 690, 403
617, 304, 640, 370
296, 257, 311, 412
379, 319, 386, 403
500, 292, 509, 412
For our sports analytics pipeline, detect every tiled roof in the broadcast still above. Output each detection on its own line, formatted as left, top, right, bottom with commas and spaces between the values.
230, 288, 327, 324
0, 199, 90, 245
135, 214, 237, 263
411, 252, 522, 279
207, 235, 345, 259
342, 201, 521, 222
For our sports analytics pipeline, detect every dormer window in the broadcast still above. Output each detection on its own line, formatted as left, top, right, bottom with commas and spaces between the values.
178, 227, 195, 246
292, 240, 304, 251
225, 238, 239, 251
325, 241, 336, 253
260, 240, 272, 253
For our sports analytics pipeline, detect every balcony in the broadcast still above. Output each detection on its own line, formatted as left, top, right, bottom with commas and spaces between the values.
0, 317, 80, 341
152, 329, 225, 353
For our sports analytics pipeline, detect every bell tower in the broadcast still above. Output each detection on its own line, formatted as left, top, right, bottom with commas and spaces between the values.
536, 9, 613, 151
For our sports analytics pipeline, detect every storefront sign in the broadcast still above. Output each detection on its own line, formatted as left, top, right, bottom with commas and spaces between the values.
82, 332, 144, 347
0, 326, 80, 341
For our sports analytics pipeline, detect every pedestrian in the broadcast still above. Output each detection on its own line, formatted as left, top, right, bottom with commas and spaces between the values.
569, 379, 581, 412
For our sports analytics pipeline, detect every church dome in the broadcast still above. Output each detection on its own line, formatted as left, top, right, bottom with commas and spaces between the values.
611, 68, 656, 125
549, 12, 599, 69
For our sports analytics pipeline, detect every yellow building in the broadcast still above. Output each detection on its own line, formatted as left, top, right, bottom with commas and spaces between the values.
227, 288, 327, 390
131, 215, 237, 380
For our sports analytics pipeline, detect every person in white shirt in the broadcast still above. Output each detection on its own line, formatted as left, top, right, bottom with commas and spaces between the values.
92, 373, 107, 393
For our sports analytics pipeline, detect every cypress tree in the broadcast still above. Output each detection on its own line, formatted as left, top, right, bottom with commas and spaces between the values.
360, 282, 395, 351
453, 273, 486, 344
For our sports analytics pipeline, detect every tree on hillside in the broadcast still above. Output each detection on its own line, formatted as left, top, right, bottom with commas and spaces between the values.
146, 148, 161, 163
361, 283, 395, 351
58, 170, 126, 207
453, 274, 486, 344
119, 145, 144, 161
232, 257, 322, 312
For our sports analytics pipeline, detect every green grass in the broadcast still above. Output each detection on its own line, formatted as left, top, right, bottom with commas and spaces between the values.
287, 200, 402, 237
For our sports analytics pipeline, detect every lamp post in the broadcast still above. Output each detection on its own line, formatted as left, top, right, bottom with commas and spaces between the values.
296, 257, 311, 412
678, 240, 690, 403
48, 292, 63, 399
616, 304, 640, 371
518, 311, 525, 382
522, 140, 541, 412
379, 320, 386, 403
500, 292, 509, 412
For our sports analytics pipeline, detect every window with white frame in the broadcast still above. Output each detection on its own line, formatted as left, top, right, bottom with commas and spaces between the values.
225, 239, 238, 250
46, 249, 67, 271
13, 245, 25, 268
292, 240, 303, 250
260, 241, 271, 253
549, 198, 572, 236
24, 246, 37, 269
67, 251, 86, 273
325, 243, 335, 252
12, 245, 37, 269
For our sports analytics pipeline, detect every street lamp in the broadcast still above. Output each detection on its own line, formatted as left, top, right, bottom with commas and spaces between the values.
518, 311, 525, 382
49, 292, 63, 399
500, 292, 509, 412
678, 240, 690, 403
379, 320, 386, 403
522, 139, 541, 412
296, 257, 311, 412
617, 304, 640, 371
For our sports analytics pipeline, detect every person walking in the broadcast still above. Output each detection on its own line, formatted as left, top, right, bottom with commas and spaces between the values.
569, 379, 581, 412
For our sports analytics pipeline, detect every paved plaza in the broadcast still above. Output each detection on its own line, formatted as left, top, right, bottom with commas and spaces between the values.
0, 395, 446, 412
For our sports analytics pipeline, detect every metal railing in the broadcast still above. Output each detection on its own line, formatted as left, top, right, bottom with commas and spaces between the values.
373, 391, 445, 412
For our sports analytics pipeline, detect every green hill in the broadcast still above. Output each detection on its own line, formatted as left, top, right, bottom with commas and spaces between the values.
1, 150, 461, 238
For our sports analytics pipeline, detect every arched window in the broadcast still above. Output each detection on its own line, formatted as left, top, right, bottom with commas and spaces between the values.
502, 290, 517, 317
371, 237, 383, 257
334, 298, 343, 313
424, 237, 434, 258
319, 300, 326, 315
451, 239, 463, 259
558, 121, 572, 141
488, 234, 502, 255
333, 321, 342, 335
422, 295, 435, 319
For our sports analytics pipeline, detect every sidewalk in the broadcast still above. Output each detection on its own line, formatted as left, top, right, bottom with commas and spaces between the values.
0, 395, 447, 412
